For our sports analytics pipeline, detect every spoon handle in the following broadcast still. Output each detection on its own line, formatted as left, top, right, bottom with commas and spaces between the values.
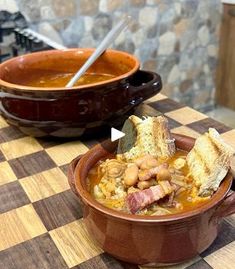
66, 16, 131, 88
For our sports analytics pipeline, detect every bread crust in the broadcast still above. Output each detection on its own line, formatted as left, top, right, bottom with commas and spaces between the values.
186, 128, 235, 196
117, 115, 175, 161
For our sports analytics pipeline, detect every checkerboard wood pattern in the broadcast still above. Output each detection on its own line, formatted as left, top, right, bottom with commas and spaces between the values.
0, 93, 234, 269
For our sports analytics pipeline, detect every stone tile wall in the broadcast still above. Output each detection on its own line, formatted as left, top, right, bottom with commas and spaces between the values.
1, 0, 222, 111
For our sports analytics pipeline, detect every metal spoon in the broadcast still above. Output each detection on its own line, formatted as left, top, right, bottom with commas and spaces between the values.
66, 15, 131, 88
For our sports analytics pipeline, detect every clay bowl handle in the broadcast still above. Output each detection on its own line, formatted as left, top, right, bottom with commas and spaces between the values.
128, 70, 162, 104
211, 189, 235, 220
172, 133, 195, 151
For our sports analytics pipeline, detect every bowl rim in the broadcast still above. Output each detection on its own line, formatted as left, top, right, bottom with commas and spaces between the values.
0, 48, 140, 92
72, 134, 233, 223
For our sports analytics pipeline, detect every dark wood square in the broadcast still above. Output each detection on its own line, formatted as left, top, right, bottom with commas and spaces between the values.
165, 116, 182, 129
149, 98, 185, 113
134, 103, 162, 118
37, 137, 70, 149
0, 181, 30, 214
0, 150, 6, 162
59, 164, 69, 176
0, 126, 26, 143
186, 118, 232, 134
9, 150, 57, 179
81, 139, 99, 149
0, 233, 68, 269
33, 190, 83, 231
201, 220, 235, 257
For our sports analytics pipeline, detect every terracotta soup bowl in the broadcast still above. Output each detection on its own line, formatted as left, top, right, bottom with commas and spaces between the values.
0, 48, 162, 137
68, 133, 235, 266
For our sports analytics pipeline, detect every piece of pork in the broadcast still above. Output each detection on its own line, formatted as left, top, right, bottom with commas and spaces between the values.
138, 163, 168, 181
126, 181, 174, 214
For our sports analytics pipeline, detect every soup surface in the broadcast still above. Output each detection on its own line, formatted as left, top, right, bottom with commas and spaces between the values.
21, 72, 115, 88
87, 150, 210, 216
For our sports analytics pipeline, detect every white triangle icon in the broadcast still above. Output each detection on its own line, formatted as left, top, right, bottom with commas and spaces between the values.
111, 127, 125, 142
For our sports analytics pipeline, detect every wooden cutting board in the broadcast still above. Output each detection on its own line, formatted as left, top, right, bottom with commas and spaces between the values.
0, 93, 234, 269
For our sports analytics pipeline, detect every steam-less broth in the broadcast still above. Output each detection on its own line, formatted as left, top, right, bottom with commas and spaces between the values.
87, 150, 210, 216
22, 72, 115, 88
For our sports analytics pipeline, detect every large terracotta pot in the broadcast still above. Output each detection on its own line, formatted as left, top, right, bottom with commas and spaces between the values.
0, 48, 162, 137
68, 134, 235, 266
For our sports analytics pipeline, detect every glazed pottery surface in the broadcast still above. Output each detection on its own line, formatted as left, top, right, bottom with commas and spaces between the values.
68, 134, 235, 265
0, 49, 162, 137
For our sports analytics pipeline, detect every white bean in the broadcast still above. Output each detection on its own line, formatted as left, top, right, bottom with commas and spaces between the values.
124, 164, 139, 186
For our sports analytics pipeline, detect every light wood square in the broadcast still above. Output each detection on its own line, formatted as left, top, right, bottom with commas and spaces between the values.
50, 219, 103, 268
171, 125, 201, 139
221, 130, 235, 150
19, 168, 70, 202
0, 116, 9, 128
145, 93, 167, 103
0, 137, 43, 160
205, 241, 235, 269
0, 161, 17, 186
165, 107, 208, 125
225, 215, 235, 228
0, 204, 47, 251
46, 141, 88, 166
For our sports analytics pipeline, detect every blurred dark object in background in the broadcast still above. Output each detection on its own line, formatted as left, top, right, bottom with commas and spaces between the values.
0, 10, 54, 63
0, 11, 27, 42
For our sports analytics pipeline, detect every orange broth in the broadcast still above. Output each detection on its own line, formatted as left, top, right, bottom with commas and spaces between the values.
87, 150, 210, 215
22, 72, 115, 88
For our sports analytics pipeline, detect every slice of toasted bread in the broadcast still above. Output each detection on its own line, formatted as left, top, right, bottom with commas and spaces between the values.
117, 115, 175, 161
186, 128, 235, 196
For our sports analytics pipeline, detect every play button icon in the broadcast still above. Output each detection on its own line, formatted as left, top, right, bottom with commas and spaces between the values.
111, 127, 125, 142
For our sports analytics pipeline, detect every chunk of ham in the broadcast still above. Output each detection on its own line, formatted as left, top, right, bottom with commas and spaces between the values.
138, 163, 168, 181
126, 181, 174, 214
